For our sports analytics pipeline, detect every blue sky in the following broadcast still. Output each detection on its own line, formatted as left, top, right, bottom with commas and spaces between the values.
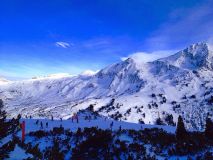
0, 0, 213, 79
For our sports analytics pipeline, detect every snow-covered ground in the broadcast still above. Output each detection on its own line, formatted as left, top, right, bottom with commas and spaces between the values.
3, 116, 211, 160
0, 42, 212, 131
1, 110, 212, 160
4, 115, 177, 160
17, 117, 176, 136
6, 145, 33, 160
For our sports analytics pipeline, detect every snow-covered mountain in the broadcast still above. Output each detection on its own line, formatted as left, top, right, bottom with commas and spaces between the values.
0, 42, 212, 130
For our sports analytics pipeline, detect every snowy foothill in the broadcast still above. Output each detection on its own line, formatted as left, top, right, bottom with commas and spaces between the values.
2, 115, 212, 160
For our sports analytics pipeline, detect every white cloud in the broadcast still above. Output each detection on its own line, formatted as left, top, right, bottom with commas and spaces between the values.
122, 50, 177, 63
55, 42, 72, 48
80, 70, 99, 76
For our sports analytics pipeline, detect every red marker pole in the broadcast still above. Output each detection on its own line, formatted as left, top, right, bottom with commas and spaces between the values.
21, 121, 25, 142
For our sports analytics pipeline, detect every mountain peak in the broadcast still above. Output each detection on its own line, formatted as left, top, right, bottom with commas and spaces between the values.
189, 42, 207, 48
124, 57, 135, 63
158, 42, 213, 70
183, 42, 209, 55
1, 42, 212, 131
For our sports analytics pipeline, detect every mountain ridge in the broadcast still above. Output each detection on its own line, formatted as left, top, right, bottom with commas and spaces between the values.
0, 42, 212, 130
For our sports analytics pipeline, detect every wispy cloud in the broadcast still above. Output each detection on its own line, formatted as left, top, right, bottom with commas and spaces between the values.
55, 41, 72, 48
144, 0, 213, 50
80, 69, 99, 76
83, 39, 110, 48
121, 50, 176, 63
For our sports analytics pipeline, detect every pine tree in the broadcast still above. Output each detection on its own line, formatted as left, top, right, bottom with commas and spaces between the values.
176, 116, 187, 141
0, 99, 8, 139
165, 114, 175, 126
0, 99, 21, 160
88, 104, 94, 112
155, 117, 164, 125
0, 99, 20, 140
205, 117, 213, 140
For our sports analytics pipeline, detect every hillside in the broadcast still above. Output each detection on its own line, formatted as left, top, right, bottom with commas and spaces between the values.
1, 110, 212, 160
0, 42, 213, 130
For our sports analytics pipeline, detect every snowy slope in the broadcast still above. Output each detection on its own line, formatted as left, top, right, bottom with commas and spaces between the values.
2, 111, 211, 160
16, 116, 176, 136
0, 42, 213, 130
4, 112, 204, 160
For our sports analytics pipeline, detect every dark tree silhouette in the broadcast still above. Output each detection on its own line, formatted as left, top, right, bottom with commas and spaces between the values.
176, 116, 187, 141
0, 99, 20, 140
165, 114, 175, 126
205, 117, 213, 140
88, 104, 94, 112
155, 117, 164, 125
0, 99, 7, 139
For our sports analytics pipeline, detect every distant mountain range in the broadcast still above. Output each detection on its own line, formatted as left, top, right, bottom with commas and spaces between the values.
0, 42, 212, 130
